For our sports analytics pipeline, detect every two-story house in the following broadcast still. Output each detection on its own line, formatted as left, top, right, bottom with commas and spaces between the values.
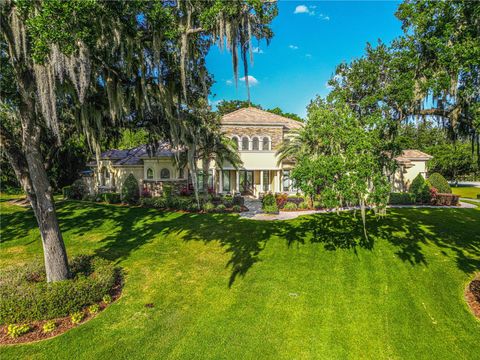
86, 107, 432, 197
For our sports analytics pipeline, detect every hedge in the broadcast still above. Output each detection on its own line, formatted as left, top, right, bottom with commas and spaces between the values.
103, 192, 121, 204
0, 256, 118, 324
427, 173, 451, 194
432, 193, 459, 206
389, 192, 415, 205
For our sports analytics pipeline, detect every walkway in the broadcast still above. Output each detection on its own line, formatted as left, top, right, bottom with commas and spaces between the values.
240, 201, 477, 221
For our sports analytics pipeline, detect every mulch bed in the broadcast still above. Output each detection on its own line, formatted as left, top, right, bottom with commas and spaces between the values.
0, 282, 122, 346
465, 274, 480, 320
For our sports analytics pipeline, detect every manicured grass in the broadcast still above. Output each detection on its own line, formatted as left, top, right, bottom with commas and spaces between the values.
1, 195, 479, 359
452, 186, 480, 199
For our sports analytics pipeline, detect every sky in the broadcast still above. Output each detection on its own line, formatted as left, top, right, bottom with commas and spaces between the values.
206, 0, 403, 118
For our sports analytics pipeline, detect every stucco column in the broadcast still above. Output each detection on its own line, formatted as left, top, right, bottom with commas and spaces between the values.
260, 170, 264, 193
219, 170, 223, 193
236, 170, 240, 193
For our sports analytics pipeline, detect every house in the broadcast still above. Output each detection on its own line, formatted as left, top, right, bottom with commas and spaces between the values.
85, 107, 432, 197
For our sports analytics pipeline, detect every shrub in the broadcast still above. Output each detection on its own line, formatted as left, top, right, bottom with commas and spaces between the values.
216, 204, 226, 212
313, 201, 322, 209
0, 256, 118, 324
409, 174, 431, 203
88, 304, 100, 315
141, 188, 152, 198
470, 279, 480, 303
433, 193, 459, 206
203, 202, 215, 213
427, 173, 451, 194
283, 202, 297, 211
478, 193, 480, 199
163, 184, 173, 198
82, 194, 97, 202
103, 192, 121, 204
102, 294, 112, 304
186, 202, 199, 212
222, 195, 233, 208
286, 195, 304, 206
7, 324, 30, 338
262, 193, 276, 209
388, 192, 415, 205
121, 174, 140, 204
275, 193, 288, 209
232, 205, 242, 213
263, 204, 279, 214
71, 311, 84, 325
232, 196, 244, 206
63, 179, 87, 200
298, 201, 309, 210
42, 320, 56, 333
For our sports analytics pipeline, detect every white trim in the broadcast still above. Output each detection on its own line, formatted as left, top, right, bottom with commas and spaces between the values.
261, 136, 271, 151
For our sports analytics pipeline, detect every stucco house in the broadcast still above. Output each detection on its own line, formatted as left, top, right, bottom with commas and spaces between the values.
86, 107, 432, 197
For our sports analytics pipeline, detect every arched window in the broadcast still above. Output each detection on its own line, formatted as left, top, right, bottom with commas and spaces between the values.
262, 137, 270, 151
242, 136, 249, 150
252, 137, 259, 150
160, 168, 170, 179
231, 136, 239, 149
146, 168, 154, 180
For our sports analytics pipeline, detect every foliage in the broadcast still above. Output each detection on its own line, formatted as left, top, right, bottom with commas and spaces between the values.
470, 280, 480, 303
286, 196, 304, 206
275, 193, 288, 209
121, 174, 140, 205
70, 312, 84, 325
427, 143, 475, 180
432, 193, 459, 207
427, 173, 451, 194
283, 202, 297, 211
262, 204, 279, 214
7, 324, 30, 338
42, 320, 56, 333
388, 192, 415, 205
102, 294, 112, 304
262, 193, 276, 209
298, 202, 308, 210
232, 196, 244, 207
103, 192, 121, 204
232, 205, 242, 213
202, 202, 215, 213
312, 201, 322, 209
63, 179, 87, 200
216, 204, 226, 212
409, 174, 426, 195
0, 256, 118, 324
88, 304, 100, 315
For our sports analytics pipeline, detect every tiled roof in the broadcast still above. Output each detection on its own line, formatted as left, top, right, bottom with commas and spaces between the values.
395, 149, 433, 161
87, 142, 176, 167
221, 107, 304, 130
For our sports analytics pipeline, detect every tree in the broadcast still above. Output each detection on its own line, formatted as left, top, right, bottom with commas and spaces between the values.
278, 98, 391, 231
0, 0, 276, 282
426, 143, 474, 180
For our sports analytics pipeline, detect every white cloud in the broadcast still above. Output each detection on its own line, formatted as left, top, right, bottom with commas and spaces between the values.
209, 99, 222, 107
289, 44, 299, 50
294, 5, 314, 15
305, 53, 312, 58
226, 79, 233, 85
318, 13, 330, 21
252, 46, 264, 54
239, 75, 259, 86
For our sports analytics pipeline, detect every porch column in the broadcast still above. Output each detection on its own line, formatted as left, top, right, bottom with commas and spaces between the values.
219, 170, 223, 193
278, 170, 282, 192
260, 170, 264, 194
236, 170, 240, 193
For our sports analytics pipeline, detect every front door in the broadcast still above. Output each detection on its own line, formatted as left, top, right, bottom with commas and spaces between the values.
239, 170, 254, 195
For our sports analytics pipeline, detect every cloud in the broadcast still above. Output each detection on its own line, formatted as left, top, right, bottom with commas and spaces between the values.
252, 46, 264, 54
209, 99, 222, 107
294, 5, 314, 15
239, 75, 259, 86
305, 53, 312, 58
289, 44, 299, 50
318, 13, 330, 21
226, 79, 233, 85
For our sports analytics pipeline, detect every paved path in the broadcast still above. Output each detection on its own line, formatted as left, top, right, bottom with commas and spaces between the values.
240, 201, 477, 221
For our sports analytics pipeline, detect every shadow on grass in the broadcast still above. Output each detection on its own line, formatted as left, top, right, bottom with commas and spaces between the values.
1, 200, 479, 287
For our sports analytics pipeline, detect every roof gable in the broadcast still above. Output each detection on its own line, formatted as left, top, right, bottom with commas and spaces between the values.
221, 107, 303, 130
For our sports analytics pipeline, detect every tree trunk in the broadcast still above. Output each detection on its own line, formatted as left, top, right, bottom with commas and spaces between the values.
23, 125, 70, 282
202, 157, 210, 200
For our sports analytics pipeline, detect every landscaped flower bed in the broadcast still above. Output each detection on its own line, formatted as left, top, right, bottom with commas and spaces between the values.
0, 256, 122, 345
465, 274, 480, 320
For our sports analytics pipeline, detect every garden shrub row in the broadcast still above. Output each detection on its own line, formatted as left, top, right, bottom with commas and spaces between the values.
0, 256, 118, 324
389, 192, 415, 205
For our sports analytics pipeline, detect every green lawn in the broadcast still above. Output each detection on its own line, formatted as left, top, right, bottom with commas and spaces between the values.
1, 196, 479, 359
452, 186, 480, 199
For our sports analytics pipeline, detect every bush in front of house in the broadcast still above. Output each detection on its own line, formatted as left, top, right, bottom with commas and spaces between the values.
216, 204, 226, 212
313, 200, 322, 209
103, 192, 121, 204
0, 256, 118, 324
232, 205, 242, 213
232, 195, 244, 207
63, 179, 87, 200
427, 173, 451, 194
298, 201, 309, 210
222, 195, 233, 208
388, 192, 416, 205
263, 204, 279, 214
409, 174, 431, 203
275, 193, 288, 209
203, 202, 215, 213
286, 195, 304, 206
262, 193, 276, 209
121, 174, 140, 204
432, 193, 459, 206
283, 202, 297, 211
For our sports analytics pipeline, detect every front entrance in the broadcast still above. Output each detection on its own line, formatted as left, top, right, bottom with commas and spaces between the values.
239, 170, 254, 195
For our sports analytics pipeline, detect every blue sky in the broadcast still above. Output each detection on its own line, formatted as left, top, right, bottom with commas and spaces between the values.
206, 1, 403, 118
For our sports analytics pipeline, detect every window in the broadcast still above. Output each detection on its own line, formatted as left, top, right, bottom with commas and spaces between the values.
231, 136, 239, 149
262, 137, 270, 151
283, 170, 291, 192
252, 137, 259, 150
179, 168, 184, 179
146, 168, 154, 180
263, 171, 270, 192
222, 170, 231, 192
241, 136, 249, 150
160, 168, 170, 179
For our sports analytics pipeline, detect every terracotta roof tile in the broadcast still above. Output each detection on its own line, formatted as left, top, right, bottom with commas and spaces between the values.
221, 107, 304, 130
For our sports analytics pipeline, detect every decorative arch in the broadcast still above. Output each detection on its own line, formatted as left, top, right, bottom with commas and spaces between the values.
231, 135, 239, 149
146, 168, 154, 180
241, 136, 250, 151
252, 137, 259, 150
160, 168, 170, 179
262, 136, 271, 151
